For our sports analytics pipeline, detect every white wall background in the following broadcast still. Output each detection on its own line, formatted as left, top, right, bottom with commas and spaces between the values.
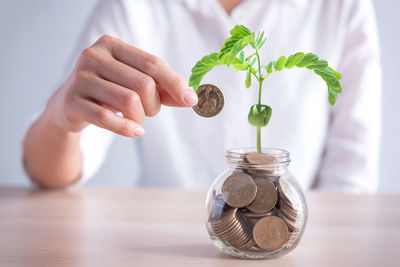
0, 0, 398, 191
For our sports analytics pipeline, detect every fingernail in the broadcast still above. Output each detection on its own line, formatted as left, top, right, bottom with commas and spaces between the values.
183, 89, 198, 106
135, 126, 145, 136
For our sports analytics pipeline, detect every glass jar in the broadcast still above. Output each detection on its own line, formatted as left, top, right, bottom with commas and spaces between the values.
205, 147, 308, 259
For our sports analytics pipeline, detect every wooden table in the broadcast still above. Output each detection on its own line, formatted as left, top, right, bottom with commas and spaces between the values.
0, 187, 399, 267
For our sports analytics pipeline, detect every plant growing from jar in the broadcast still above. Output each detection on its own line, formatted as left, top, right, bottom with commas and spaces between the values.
189, 25, 343, 259
189, 25, 342, 152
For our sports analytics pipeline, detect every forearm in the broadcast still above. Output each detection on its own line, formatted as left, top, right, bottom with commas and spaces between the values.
23, 104, 83, 189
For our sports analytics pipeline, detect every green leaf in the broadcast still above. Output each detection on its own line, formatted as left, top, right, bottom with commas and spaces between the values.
219, 25, 253, 62
314, 66, 336, 78
245, 53, 256, 62
267, 53, 342, 106
306, 59, 328, 69
226, 34, 254, 66
275, 56, 286, 71
296, 53, 319, 68
328, 66, 342, 80
232, 61, 249, 71
250, 66, 257, 75
189, 53, 223, 91
250, 57, 257, 67
328, 93, 337, 105
256, 31, 265, 46
329, 80, 342, 93
266, 61, 273, 74
233, 65, 249, 71
239, 51, 245, 63
249, 32, 257, 49
328, 88, 337, 105
219, 36, 240, 58
326, 79, 342, 93
285, 52, 305, 69
314, 67, 342, 93
245, 67, 252, 88
248, 104, 272, 127
230, 25, 251, 37
258, 38, 267, 49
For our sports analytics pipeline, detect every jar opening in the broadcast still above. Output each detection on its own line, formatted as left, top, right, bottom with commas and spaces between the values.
226, 147, 290, 168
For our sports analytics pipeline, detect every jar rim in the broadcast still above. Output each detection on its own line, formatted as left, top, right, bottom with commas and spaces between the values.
226, 147, 290, 166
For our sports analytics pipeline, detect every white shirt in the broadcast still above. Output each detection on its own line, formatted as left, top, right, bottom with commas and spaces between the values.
67, 0, 381, 192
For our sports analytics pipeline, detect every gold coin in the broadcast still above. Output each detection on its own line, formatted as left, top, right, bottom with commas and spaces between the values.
217, 213, 254, 250
252, 216, 289, 252
214, 221, 241, 239
246, 178, 278, 213
278, 178, 297, 205
279, 198, 298, 221
245, 168, 277, 178
223, 224, 245, 242
238, 239, 255, 251
278, 189, 298, 222
237, 232, 254, 250
229, 227, 252, 249
210, 217, 238, 235
221, 172, 257, 208
193, 84, 224, 117
237, 209, 276, 218
245, 152, 277, 165
277, 210, 299, 232
278, 179, 299, 217
234, 215, 252, 246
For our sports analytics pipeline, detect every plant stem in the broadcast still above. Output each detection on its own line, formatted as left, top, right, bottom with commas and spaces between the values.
256, 50, 263, 105
256, 49, 263, 152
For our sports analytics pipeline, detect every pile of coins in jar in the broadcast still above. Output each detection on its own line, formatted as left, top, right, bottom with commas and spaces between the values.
207, 152, 302, 252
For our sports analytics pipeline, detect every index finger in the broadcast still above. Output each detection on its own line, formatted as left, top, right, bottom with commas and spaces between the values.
105, 37, 198, 107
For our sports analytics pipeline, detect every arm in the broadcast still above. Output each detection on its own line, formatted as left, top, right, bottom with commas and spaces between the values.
23, 93, 83, 188
314, 0, 382, 193
22, 34, 198, 189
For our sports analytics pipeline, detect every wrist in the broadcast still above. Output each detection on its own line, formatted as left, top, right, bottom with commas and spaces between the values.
42, 91, 82, 142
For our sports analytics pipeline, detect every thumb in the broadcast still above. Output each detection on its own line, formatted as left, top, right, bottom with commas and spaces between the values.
158, 85, 198, 107
141, 58, 197, 107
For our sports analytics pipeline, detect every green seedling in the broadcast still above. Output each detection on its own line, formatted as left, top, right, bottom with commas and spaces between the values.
189, 25, 342, 153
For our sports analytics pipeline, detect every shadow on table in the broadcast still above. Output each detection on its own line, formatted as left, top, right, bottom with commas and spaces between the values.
134, 243, 300, 264
0, 186, 80, 200
134, 243, 233, 259
0, 187, 37, 200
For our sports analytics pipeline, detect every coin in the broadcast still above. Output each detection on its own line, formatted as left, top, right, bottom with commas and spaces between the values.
252, 216, 289, 252
228, 214, 254, 250
209, 197, 254, 250
245, 152, 277, 165
279, 198, 298, 221
214, 219, 241, 237
246, 178, 278, 213
277, 210, 299, 232
237, 209, 276, 218
221, 172, 257, 208
245, 168, 277, 177
193, 84, 224, 117
278, 178, 299, 221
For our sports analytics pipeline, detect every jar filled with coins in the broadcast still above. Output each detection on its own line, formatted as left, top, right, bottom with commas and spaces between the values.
206, 148, 307, 259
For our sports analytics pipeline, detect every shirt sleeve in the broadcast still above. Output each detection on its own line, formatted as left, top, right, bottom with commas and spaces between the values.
313, 0, 382, 193
66, 0, 134, 186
